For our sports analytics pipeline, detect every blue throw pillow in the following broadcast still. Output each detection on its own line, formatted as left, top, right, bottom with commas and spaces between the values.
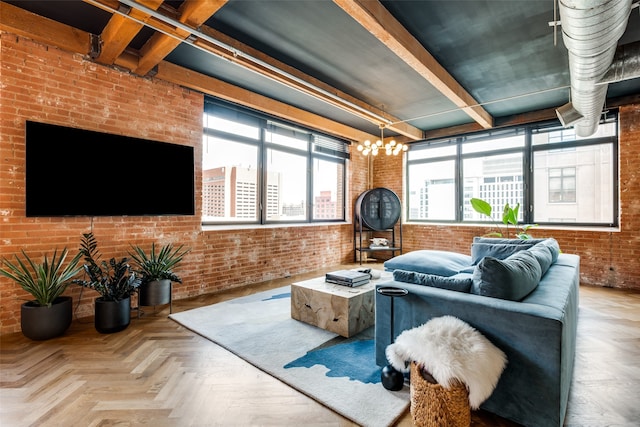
527, 243, 553, 276
471, 250, 542, 301
471, 242, 533, 265
384, 250, 472, 277
392, 270, 472, 293
472, 237, 546, 245
534, 238, 561, 263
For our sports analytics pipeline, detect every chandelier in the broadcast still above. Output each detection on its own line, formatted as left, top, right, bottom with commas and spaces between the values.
356, 124, 408, 156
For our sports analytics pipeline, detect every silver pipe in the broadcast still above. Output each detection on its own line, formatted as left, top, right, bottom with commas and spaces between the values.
558, 0, 632, 137
599, 41, 640, 84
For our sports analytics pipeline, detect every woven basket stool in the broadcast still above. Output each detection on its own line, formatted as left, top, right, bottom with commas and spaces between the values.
410, 361, 471, 427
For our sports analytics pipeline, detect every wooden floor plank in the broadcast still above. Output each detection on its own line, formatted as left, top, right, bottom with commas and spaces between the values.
1, 263, 639, 426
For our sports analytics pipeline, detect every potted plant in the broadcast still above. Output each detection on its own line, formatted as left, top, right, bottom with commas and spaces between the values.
74, 233, 140, 333
469, 198, 537, 239
0, 248, 82, 340
129, 243, 190, 312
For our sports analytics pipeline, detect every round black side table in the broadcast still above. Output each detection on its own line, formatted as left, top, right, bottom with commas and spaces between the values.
376, 286, 409, 391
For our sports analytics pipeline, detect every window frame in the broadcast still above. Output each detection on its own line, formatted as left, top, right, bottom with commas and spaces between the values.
406, 112, 619, 228
202, 98, 349, 226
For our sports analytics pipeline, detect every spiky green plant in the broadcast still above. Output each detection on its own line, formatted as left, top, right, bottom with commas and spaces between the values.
0, 248, 82, 307
129, 243, 190, 285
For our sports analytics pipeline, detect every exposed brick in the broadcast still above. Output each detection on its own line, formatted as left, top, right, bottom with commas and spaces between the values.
0, 34, 358, 334
2, 32, 639, 336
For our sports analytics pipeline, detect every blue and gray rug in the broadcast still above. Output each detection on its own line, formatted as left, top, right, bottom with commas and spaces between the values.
170, 285, 409, 427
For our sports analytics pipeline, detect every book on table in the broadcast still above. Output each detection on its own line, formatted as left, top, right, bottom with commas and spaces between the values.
325, 270, 370, 287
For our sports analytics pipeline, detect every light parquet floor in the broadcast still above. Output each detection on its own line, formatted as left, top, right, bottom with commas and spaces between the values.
1, 263, 639, 427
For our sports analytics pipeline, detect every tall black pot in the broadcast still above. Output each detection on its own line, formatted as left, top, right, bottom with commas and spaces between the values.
94, 296, 131, 334
21, 296, 72, 340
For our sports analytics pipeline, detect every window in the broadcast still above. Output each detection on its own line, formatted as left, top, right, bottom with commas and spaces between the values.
406, 112, 618, 227
202, 99, 348, 224
548, 167, 576, 203
408, 159, 456, 220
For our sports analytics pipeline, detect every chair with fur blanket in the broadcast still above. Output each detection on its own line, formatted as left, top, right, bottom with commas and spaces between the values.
386, 316, 507, 426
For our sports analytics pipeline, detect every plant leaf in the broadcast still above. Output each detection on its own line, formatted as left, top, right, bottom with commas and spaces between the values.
470, 198, 492, 216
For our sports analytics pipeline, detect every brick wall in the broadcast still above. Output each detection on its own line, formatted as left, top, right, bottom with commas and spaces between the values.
0, 34, 356, 334
2, 32, 637, 335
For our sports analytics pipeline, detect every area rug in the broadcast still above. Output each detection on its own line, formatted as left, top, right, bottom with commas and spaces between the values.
169, 285, 409, 427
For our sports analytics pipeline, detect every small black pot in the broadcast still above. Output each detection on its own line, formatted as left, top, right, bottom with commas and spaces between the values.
94, 296, 131, 334
21, 296, 73, 341
139, 279, 171, 306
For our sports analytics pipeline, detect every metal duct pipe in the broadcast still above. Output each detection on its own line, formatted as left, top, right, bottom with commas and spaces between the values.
599, 41, 640, 84
558, 0, 632, 137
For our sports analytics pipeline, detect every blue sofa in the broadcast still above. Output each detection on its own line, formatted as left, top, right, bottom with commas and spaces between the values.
375, 238, 579, 427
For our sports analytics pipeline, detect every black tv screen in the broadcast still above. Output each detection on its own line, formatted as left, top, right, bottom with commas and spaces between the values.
26, 121, 195, 217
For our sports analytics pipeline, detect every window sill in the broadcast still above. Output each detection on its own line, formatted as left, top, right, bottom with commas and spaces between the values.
403, 221, 620, 233
202, 221, 349, 232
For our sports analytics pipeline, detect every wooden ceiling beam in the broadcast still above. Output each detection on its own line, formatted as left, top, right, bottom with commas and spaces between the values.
134, 0, 227, 76
333, 0, 494, 130
84, 0, 423, 140
85, 0, 165, 66
186, 31, 423, 140
0, 3, 375, 144
74, 0, 423, 141
194, 25, 423, 141
0, 2, 91, 55
155, 61, 377, 143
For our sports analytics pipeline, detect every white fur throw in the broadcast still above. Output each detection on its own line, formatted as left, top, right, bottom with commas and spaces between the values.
386, 315, 507, 409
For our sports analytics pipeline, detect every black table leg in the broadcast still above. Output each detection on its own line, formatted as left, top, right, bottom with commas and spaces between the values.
377, 286, 408, 391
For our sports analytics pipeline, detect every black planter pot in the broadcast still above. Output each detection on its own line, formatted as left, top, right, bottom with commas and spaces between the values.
94, 296, 131, 334
21, 296, 72, 340
139, 279, 171, 307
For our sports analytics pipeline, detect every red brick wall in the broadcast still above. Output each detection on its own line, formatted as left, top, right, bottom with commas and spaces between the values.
2, 32, 638, 336
0, 34, 355, 334
399, 103, 640, 289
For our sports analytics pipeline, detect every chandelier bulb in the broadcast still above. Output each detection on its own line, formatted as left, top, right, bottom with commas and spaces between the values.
358, 129, 408, 156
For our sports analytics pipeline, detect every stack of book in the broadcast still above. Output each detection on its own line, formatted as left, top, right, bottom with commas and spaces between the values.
325, 270, 370, 287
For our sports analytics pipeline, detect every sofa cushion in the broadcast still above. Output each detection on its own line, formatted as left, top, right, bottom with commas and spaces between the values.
527, 243, 553, 276
534, 238, 561, 263
471, 238, 545, 265
471, 250, 542, 301
392, 270, 473, 293
471, 242, 532, 265
384, 250, 472, 277
472, 237, 546, 245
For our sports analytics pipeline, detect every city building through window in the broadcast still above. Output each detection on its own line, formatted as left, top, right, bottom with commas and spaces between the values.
202, 99, 348, 225
406, 112, 618, 227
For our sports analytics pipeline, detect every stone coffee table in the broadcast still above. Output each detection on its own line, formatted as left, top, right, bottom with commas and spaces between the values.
290, 271, 391, 337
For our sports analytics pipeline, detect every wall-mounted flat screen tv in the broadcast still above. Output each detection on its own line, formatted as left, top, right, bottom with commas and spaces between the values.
26, 121, 195, 217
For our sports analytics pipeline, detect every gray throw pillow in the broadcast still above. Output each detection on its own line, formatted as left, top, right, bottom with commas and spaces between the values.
393, 269, 472, 293
471, 250, 542, 301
